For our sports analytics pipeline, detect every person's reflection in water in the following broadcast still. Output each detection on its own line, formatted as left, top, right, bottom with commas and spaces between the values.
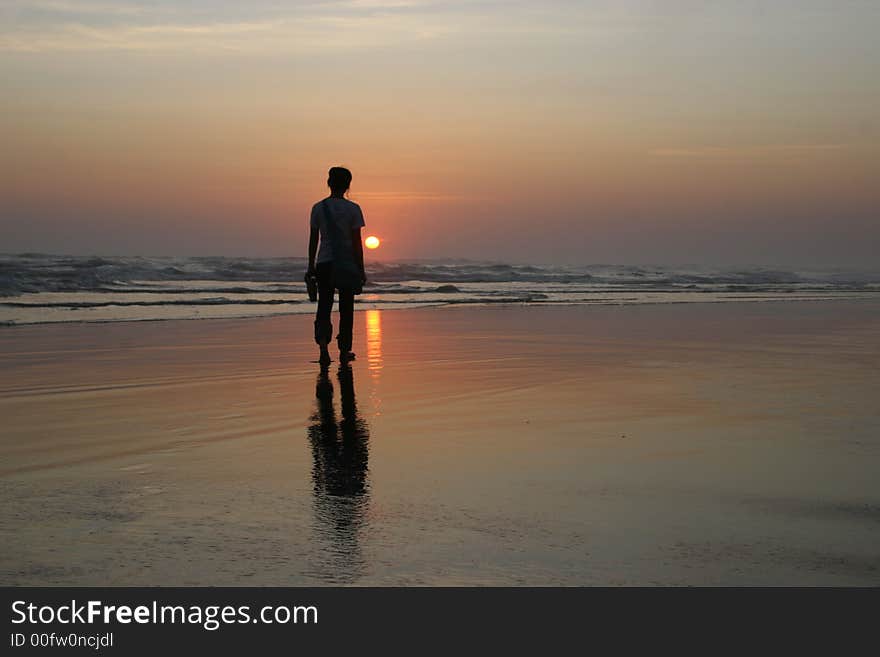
307, 363, 370, 583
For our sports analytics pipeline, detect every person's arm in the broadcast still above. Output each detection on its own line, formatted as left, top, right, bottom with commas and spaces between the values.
352, 227, 366, 283
308, 225, 319, 273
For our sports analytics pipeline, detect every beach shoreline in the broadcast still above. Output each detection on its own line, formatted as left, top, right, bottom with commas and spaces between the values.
4, 293, 880, 328
4, 253, 879, 325
2, 301, 879, 585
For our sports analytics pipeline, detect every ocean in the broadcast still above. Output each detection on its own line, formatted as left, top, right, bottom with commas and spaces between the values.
2, 253, 879, 325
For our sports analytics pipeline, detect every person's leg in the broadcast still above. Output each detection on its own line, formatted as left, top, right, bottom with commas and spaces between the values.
337, 287, 355, 358
314, 263, 335, 364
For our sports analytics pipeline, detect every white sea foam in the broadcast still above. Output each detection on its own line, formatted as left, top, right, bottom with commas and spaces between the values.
1, 254, 878, 325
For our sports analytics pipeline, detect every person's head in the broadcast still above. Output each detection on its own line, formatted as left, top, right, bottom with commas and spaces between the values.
327, 166, 352, 195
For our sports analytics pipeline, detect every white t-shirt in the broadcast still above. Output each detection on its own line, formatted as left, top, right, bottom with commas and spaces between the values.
310, 197, 366, 265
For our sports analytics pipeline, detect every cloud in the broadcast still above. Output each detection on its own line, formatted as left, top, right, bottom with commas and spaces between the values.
0, 21, 277, 53
6, 0, 152, 15
0, 1, 588, 53
0, 14, 450, 53
650, 144, 850, 159
352, 191, 472, 202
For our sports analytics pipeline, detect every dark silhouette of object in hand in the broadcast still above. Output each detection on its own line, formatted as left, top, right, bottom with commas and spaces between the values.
307, 363, 370, 582
304, 269, 318, 302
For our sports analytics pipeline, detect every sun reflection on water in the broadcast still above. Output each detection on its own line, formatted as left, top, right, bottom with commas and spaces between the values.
365, 309, 383, 415
366, 309, 383, 376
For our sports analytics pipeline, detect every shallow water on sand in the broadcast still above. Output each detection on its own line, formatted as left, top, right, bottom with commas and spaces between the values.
1, 302, 879, 585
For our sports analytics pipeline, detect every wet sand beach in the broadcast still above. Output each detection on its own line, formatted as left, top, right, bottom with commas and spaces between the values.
1, 302, 879, 585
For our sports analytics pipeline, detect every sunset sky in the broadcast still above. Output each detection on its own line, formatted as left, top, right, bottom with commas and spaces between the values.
1, 1, 878, 265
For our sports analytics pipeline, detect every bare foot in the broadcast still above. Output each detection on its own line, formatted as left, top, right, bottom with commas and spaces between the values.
319, 347, 331, 365
339, 351, 356, 363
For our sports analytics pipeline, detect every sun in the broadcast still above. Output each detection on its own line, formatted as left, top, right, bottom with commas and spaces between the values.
365, 235, 381, 250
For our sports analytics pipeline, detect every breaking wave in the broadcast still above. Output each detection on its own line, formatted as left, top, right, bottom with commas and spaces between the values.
2, 254, 878, 325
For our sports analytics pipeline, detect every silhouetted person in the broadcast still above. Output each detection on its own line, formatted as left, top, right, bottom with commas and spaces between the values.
308, 167, 367, 366
307, 364, 370, 582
